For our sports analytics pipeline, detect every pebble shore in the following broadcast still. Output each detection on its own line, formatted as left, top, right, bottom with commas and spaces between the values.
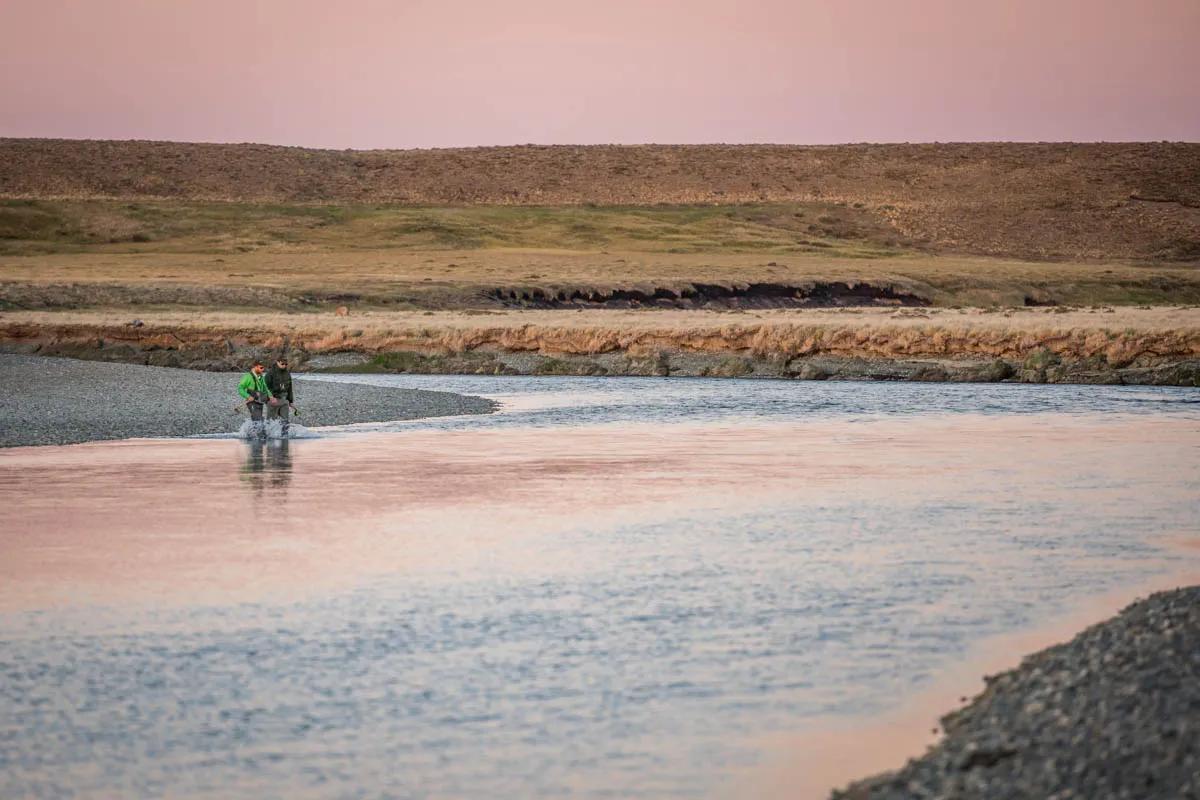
0, 354, 496, 447
835, 586, 1200, 800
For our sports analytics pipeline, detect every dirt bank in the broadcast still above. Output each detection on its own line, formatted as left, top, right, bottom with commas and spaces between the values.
2, 307, 1198, 385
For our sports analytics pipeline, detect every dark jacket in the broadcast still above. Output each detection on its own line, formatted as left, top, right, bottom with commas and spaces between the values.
265, 365, 293, 403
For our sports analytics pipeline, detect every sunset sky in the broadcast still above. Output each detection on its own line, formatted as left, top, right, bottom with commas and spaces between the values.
2, 0, 1197, 148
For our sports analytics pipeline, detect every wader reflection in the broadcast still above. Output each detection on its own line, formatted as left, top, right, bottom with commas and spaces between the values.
240, 438, 293, 496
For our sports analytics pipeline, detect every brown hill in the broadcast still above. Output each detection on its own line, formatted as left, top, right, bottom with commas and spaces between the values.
1, 139, 1198, 262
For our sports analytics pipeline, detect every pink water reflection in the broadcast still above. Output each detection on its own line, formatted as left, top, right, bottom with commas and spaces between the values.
1, 414, 1194, 613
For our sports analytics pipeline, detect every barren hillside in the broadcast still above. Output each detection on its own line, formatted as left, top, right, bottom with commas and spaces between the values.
2, 139, 1198, 261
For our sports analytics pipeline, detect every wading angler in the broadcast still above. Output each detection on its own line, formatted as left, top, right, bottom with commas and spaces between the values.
236, 357, 300, 438
236, 360, 271, 438
264, 356, 297, 436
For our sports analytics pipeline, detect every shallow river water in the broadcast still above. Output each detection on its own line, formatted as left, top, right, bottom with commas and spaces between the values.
1, 377, 1198, 799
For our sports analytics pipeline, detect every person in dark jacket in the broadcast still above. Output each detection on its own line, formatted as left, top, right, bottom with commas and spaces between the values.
264, 356, 296, 435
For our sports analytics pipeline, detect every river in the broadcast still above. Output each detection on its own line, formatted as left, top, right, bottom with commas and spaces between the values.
1, 377, 1198, 798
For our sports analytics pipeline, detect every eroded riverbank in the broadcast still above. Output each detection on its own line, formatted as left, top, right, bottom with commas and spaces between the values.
3, 305, 1199, 385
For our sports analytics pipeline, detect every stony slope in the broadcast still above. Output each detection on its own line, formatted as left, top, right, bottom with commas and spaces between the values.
834, 586, 1200, 800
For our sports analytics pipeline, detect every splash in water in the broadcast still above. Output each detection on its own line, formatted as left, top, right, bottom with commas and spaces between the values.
236, 419, 314, 440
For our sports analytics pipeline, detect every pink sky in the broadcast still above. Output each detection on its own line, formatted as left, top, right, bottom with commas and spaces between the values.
2, 0, 1197, 148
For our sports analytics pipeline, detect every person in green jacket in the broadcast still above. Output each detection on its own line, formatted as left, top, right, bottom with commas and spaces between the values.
237, 360, 272, 433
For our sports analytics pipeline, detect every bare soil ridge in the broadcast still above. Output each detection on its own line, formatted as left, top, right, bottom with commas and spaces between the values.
2, 139, 1198, 262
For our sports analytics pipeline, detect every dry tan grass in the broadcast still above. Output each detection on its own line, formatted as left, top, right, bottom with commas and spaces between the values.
8, 305, 1196, 332
4, 248, 1199, 309
6, 306, 1197, 366
0, 249, 1169, 285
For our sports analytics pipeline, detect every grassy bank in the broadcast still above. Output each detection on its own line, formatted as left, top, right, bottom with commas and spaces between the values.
3, 240, 1199, 313
0, 199, 906, 258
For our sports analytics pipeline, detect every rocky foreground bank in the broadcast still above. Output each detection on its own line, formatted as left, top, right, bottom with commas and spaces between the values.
0, 355, 496, 447
834, 586, 1200, 800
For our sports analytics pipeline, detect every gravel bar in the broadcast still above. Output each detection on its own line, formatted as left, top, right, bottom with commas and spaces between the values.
835, 585, 1200, 800
0, 354, 496, 447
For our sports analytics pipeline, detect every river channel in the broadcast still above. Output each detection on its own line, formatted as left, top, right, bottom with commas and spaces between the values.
2, 377, 1197, 798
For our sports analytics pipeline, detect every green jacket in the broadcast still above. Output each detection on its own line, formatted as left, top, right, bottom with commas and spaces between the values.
238, 371, 272, 401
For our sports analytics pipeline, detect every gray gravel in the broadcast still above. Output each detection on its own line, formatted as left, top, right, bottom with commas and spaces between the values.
0, 354, 496, 447
835, 586, 1200, 800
